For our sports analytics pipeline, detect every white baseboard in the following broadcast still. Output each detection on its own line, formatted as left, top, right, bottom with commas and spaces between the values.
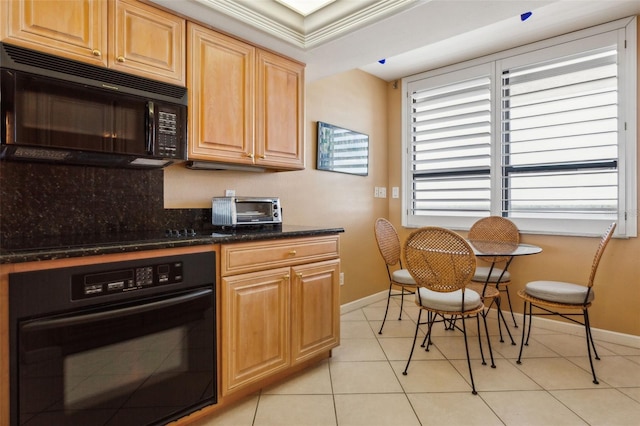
340, 290, 388, 314
342, 293, 640, 349
517, 312, 640, 349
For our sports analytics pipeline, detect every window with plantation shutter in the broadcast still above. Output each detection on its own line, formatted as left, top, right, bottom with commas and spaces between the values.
501, 46, 618, 222
402, 17, 637, 237
408, 66, 492, 219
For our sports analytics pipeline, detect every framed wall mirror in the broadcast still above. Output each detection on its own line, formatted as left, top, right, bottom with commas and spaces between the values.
316, 121, 369, 176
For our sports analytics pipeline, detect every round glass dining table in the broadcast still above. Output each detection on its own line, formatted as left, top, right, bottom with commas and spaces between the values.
467, 240, 542, 257
466, 239, 542, 347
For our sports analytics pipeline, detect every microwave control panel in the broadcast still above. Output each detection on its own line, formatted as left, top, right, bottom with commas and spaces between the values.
71, 261, 183, 300
157, 110, 179, 158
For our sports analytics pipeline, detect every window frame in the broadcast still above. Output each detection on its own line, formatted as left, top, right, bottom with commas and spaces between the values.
401, 16, 637, 237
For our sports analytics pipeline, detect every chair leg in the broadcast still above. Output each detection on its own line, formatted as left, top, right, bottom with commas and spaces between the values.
398, 287, 405, 320
461, 314, 478, 394
496, 299, 516, 345
495, 296, 504, 343
481, 310, 496, 368
476, 314, 486, 366
378, 283, 393, 334
445, 315, 456, 330
585, 309, 600, 361
524, 301, 534, 346
503, 285, 518, 328
583, 309, 599, 385
420, 312, 429, 347
403, 310, 423, 375
421, 312, 436, 351
516, 300, 528, 365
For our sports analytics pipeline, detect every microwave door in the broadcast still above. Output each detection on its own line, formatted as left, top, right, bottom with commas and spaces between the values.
15, 74, 114, 152
13, 73, 148, 156
111, 100, 147, 155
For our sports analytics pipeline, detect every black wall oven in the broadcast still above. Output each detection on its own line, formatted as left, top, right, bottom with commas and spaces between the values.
9, 251, 216, 426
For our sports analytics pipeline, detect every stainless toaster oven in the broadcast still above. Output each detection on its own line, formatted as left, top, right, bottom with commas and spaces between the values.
212, 196, 282, 226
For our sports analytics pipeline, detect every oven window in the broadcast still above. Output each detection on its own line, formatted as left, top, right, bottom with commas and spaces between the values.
17, 289, 215, 426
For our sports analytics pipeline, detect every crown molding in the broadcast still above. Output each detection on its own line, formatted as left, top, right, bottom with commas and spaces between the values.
195, 0, 417, 48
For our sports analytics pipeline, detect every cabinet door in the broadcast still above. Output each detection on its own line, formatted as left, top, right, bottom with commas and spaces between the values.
187, 23, 254, 164
255, 50, 305, 170
2, 0, 107, 65
291, 260, 340, 363
222, 268, 290, 395
109, 0, 185, 85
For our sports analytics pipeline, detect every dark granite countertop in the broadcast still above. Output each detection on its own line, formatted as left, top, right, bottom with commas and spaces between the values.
0, 225, 344, 264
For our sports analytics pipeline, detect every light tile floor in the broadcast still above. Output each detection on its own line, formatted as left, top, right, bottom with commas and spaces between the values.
193, 296, 640, 426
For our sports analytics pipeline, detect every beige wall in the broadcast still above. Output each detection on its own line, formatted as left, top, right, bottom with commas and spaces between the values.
164, 69, 391, 304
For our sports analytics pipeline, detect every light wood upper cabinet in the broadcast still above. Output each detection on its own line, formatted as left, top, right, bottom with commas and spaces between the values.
188, 23, 255, 164
2, 0, 185, 85
255, 50, 305, 169
1, 0, 108, 66
108, 0, 185, 84
187, 22, 305, 170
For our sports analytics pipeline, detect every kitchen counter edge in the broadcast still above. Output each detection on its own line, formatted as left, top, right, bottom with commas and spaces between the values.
0, 226, 345, 264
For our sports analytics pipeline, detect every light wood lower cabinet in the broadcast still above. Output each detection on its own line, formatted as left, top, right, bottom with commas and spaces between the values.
221, 236, 340, 396
222, 267, 291, 393
291, 260, 341, 363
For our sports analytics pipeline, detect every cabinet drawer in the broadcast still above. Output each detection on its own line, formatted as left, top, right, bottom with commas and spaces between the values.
221, 235, 339, 276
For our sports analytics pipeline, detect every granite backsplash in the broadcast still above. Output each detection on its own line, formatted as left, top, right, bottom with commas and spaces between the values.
0, 161, 212, 250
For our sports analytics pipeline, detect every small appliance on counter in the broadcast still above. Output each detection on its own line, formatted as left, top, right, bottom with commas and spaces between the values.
212, 196, 282, 227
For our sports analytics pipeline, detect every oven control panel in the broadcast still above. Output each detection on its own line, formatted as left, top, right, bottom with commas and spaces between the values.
71, 261, 183, 300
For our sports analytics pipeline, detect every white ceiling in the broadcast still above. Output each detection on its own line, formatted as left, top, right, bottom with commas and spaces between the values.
150, 0, 640, 82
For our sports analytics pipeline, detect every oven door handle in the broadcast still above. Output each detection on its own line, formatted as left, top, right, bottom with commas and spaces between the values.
21, 288, 212, 332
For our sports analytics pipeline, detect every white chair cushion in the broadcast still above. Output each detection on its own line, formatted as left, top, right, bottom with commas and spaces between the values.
416, 287, 482, 312
472, 266, 511, 283
525, 280, 594, 305
393, 269, 416, 285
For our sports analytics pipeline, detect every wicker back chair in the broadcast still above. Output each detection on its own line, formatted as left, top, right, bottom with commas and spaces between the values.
517, 222, 616, 385
401, 227, 486, 394
374, 218, 416, 334
468, 216, 520, 337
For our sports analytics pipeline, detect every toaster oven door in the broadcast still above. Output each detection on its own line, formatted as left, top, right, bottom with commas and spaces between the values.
235, 200, 280, 224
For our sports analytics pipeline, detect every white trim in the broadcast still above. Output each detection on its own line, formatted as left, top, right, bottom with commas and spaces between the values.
340, 290, 387, 315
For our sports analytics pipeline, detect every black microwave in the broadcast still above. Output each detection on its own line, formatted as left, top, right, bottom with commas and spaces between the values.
0, 43, 187, 168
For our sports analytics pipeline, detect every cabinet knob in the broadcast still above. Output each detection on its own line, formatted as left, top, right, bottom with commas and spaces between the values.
284, 274, 290, 280
116, 56, 126, 63
296, 272, 303, 278
288, 250, 297, 256
245, 153, 254, 159
258, 154, 266, 159
91, 49, 102, 57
